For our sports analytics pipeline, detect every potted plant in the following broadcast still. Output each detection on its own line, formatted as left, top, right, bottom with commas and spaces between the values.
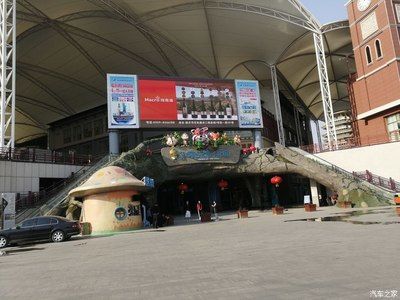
236, 196, 248, 219
304, 203, 317, 212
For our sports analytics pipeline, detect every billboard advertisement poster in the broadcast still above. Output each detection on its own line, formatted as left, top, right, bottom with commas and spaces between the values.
107, 74, 139, 129
139, 78, 239, 128
235, 80, 263, 128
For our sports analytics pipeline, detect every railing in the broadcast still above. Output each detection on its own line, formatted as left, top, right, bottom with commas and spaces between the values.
290, 147, 396, 196
0, 147, 94, 165
300, 134, 399, 154
14, 154, 104, 212
353, 170, 400, 192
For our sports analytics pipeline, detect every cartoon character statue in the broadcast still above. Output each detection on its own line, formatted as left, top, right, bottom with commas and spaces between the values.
166, 134, 178, 147
181, 133, 190, 147
234, 134, 242, 146
191, 127, 209, 150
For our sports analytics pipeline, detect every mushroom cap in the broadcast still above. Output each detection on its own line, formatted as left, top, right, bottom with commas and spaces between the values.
68, 166, 150, 198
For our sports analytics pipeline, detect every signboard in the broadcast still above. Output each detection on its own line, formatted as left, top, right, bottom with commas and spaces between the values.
304, 195, 311, 204
1, 193, 15, 229
141, 177, 155, 188
107, 74, 139, 128
161, 145, 242, 166
235, 80, 263, 128
139, 78, 239, 128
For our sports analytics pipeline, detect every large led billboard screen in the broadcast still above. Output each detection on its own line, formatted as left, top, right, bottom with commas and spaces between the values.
107, 75, 263, 129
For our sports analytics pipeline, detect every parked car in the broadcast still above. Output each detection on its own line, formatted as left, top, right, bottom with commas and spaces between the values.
0, 216, 81, 248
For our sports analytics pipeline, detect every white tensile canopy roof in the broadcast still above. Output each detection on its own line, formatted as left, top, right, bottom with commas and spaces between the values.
15, 0, 355, 144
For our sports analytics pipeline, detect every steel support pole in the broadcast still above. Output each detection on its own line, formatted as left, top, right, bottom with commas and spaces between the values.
109, 129, 119, 155
314, 119, 322, 149
313, 33, 337, 150
294, 107, 302, 146
0, 0, 15, 148
253, 129, 263, 149
270, 65, 285, 146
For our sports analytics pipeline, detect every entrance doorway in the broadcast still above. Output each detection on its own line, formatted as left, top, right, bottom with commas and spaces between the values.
156, 178, 252, 215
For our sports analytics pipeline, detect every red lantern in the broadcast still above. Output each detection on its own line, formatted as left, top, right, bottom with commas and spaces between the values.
249, 145, 256, 153
270, 176, 283, 187
218, 179, 229, 190
178, 183, 189, 194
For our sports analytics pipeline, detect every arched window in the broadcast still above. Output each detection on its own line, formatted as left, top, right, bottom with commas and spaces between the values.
366, 46, 372, 64
375, 39, 383, 58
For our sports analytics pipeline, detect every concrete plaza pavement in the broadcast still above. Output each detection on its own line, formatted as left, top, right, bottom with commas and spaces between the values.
0, 206, 399, 300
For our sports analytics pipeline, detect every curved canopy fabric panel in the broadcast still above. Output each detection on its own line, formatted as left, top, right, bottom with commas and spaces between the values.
13, 0, 353, 144
277, 22, 356, 120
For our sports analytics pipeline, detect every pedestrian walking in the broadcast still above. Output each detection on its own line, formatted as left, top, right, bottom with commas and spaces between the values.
196, 201, 203, 221
184, 201, 191, 222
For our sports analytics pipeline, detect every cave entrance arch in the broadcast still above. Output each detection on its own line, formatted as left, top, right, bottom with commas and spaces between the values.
156, 177, 253, 215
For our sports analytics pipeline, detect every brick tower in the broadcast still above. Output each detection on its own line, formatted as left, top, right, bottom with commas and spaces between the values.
347, 0, 400, 145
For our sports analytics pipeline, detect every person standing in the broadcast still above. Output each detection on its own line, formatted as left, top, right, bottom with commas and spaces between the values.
151, 203, 159, 228
211, 201, 218, 221
196, 201, 203, 221
184, 201, 191, 222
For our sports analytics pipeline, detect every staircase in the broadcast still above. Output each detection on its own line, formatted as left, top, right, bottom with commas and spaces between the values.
275, 145, 393, 206
16, 154, 119, 223
289, 146, 397, 194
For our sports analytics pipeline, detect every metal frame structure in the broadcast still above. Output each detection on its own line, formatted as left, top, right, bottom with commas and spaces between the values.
313, 33, 337, 149
270, 65, 285, 146
0, 0, 15, 148
294, 107, 302, 146
3, 0, 337, 149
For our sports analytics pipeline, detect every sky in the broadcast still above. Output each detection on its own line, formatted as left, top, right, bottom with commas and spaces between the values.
301, 0, 349, 24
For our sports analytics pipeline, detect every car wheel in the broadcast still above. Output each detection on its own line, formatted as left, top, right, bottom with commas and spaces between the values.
51, 230, 65, 243
0, 236, 8, 248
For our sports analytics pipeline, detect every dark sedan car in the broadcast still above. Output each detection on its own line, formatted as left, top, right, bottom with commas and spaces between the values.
0, 216, 81, 248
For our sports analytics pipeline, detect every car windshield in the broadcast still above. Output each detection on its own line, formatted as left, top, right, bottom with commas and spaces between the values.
52, 216, 73, 222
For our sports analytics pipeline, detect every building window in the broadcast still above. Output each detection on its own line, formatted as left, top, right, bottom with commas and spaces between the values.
83, 121, 92, 138
93, 119, 104, 136
396, 4, 400, 23
73, 125, 82, 141
365, 46, 372, 64
375, 39, 382, 59
386, 113, 400, 141
63, 128, 72, 144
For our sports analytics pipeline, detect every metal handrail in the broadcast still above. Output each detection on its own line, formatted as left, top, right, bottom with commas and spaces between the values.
353, 170, 400, 192
289, 146, 395, 194
0, 147, 95, 165
16, 154, 118, 222
14, 154, 105, 211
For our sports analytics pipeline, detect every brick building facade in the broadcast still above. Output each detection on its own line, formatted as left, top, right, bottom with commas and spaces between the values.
347, 0, 400, 145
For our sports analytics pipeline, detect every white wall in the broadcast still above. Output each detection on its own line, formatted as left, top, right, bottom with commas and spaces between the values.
0, 161, 84, 193
315, 142, 400, 181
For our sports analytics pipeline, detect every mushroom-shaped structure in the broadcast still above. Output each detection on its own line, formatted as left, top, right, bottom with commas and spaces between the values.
69, 166, 150, 234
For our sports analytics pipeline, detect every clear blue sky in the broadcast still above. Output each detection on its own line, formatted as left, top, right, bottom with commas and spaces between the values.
301, 0, 348, 24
